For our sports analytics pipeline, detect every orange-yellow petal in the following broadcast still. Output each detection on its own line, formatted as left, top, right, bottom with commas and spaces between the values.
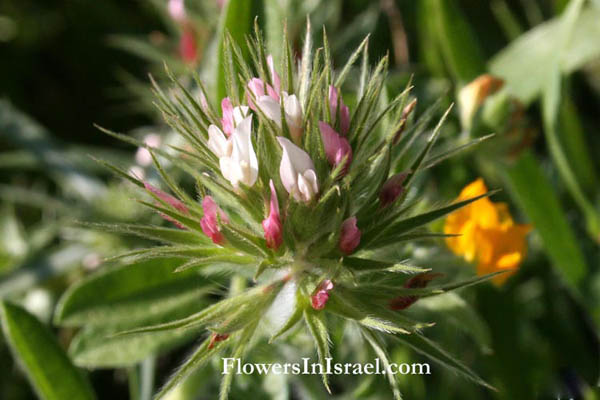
444, 178, 532, 286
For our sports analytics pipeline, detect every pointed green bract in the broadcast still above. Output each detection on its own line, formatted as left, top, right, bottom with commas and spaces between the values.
304, 309, 332, 394
362, 328, 403, 400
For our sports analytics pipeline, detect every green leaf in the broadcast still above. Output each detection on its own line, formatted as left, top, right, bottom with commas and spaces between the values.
0, 301, 96, 400
0, 205, 27, 260
489, 6, 600, 104
0, 244, 91, 298
68, 322, 203, 368
0, 100, 105, 202
55, 258, 213, 327
505, 150, 586, 287
558, 97, 598, 195
540, 0, 599, 239
428, 0, 485, 81
216, 0, 254, 102
118, 281, 282, 336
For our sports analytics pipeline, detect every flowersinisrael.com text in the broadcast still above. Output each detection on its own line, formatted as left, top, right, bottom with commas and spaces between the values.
222, 357, 431, 376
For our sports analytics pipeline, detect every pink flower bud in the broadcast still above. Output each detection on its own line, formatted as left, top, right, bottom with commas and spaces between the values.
199, 90, 209, 113
389, 272, 442, 310
379, 173, 407, 207
217, 97, 249, 138
319, 122, 352, 175
328, 86, 350, 135
266, 55, 281, 95
168, 0, 186, 22
221, 97, 234, 136
179, 26, 197, 64
339, 217, 361, 254
144, 182, 189, 229
311, 280, 334, 310
247, 78, 279, 110
144, 182, 188, 213
135, 134, 162, 166
262, 180, 283, 250
200, 196, 229, 244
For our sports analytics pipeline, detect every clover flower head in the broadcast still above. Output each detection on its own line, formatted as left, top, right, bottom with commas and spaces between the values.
101, 25, 509, 400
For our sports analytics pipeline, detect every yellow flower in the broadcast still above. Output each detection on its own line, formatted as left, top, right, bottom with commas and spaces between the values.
444, 178, 531, 284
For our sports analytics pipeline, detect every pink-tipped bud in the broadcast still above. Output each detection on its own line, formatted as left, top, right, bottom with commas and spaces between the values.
266, 55, 281, 95
247, 78, 279, 110
393, 100, 417, 144
199, 90, 209, 113
389, 272, 442, 310
144, 182, 188, 213
168, 0, 186, 22
135, 134, 162, 166
311, 280, 334, 310
179, 26, 197, 64
319, 122, 352, 175
200, 196, 229, 244
262, 180, 283, 250
144, 182, 189, 229
328, 86, 350, 135
402, 98, 417, 119
221, 97, 235, 136
339, 217, 361, 254
379, 173, 407, 207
